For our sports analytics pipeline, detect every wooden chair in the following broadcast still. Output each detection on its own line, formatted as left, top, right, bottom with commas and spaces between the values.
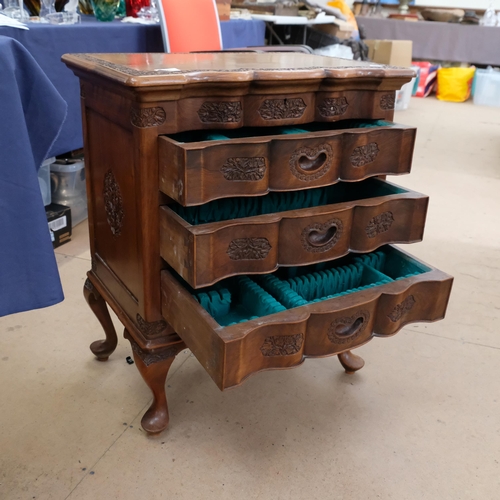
157, 0, 223, 53
156, 0, 313, 54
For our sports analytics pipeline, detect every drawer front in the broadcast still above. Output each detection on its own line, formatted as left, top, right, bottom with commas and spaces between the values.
159, 123, 415, 206
161, 246, 453, 390
131, 89, 396, 137
160, 180, 428, 288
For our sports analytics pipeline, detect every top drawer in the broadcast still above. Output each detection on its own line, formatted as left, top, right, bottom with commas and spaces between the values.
159, 121, 416, 206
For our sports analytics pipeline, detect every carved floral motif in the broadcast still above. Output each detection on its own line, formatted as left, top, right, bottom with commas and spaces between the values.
328, 310, 370, 345
136, 314, 168, 338
300, 219, 343, 253
260, 334, 304, 357
197, 101, 242, 123
380, 93, 395, 110
130, 107, 166, 128
318, 97, 349, 117
350, 142, 380, 167
258, 98, 306, 120
365, 211, 394, 239
289, 144, 333, 181
129, 339, 180, 367
388, 295, 416, 322
220, 157, 266, 181
103, 170, 124, 237
227, 238, 272, 260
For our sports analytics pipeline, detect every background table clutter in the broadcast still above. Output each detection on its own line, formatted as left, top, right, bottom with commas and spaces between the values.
357, 15, 500, 67
0, 36, 66, 316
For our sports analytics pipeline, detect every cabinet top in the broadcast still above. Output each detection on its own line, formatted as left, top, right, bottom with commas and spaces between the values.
62, 52, 414, 88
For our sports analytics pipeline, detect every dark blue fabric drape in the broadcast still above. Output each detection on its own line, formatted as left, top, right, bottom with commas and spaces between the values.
0, 36, 67, 316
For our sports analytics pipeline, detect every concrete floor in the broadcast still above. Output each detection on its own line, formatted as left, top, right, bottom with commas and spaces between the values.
1, 97, 499, 500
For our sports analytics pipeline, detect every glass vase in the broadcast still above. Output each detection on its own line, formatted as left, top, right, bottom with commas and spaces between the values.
91, 0, 119, 21
125, 0, 148, 18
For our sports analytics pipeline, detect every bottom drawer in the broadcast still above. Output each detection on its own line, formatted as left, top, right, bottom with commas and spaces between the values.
161, 246, 453, 390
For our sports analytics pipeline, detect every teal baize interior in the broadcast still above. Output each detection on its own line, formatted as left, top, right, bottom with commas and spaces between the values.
190, 246, 430, 327
172, 178, 406, 226
168, 120, 394, 144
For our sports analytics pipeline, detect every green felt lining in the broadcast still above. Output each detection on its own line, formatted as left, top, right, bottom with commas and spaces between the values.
190, 247, 429, 326
168, 120, 394, 144
172, 179, 406, 226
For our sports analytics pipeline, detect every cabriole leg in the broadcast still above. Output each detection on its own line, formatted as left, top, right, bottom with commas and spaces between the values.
125, 330, 185, 434
338, 350, 365, 374
83, 277, 118, 361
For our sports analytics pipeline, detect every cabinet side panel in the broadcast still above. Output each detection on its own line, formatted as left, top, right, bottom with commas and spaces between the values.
86, 108, 142, 303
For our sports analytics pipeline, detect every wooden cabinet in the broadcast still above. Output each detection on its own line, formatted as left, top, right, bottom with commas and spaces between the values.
63, 52, 452, 435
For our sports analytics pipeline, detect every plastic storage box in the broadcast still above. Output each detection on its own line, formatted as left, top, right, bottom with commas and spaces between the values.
50, 159, 88, 226
473, 68, 500, 108
38, 157, 55, 206
395, 76, 416, 111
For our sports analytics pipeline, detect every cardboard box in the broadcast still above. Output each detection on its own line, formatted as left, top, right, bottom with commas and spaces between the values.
46, 203, 72, 248
316, 19, 355, 41
365, 40, 413, 67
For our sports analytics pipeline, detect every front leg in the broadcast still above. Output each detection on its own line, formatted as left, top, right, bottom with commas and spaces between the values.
125, 330, 186, 434
338, 350, 365, 374
83, 277, 118, 361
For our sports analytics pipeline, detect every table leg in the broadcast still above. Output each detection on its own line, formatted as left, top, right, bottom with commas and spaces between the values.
338, 350, 365, 374
83, 277, 118, 361
266, 22, 285, 45
125, 330, 186, 434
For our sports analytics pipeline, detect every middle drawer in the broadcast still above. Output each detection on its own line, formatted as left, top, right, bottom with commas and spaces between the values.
160, 178, 428, 288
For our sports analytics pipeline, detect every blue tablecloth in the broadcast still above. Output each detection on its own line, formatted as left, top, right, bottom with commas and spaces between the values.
0, 18, 266, 156
0, 36, 66, 316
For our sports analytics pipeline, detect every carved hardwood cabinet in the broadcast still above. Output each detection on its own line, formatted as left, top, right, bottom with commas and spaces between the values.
63, 52, 453, 434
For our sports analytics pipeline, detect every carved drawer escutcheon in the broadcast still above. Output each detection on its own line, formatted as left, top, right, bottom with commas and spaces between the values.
289, 144, 333, 181
328, 311, 370, 345
260, 334, 304, 357
350, 142, 380, 167
388, 295, 416, 322
318, 97, 349, 117
130, 107, 166, 128
258, 98, 306, 120
103, 170, 124, 237
380, 94, 395, 110
198, 101, 242, 123
365, 211, 394, 238
301, 218, 343, 253
227, 238, 272, 260
220, 157, 266, 181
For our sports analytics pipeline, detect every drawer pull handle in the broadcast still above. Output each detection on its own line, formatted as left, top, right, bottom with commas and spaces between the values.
290, 144, 333, 182
307, 224, 337, 247
298, 151, 327, 172
328, 310, 370, 344
336, 317, 364, 337
301, 218, 343, 253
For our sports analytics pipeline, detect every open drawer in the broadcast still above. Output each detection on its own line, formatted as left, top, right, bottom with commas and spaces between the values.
159, 121, 416, 206
161, 246, 453, 390
160, 178, 428, 288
